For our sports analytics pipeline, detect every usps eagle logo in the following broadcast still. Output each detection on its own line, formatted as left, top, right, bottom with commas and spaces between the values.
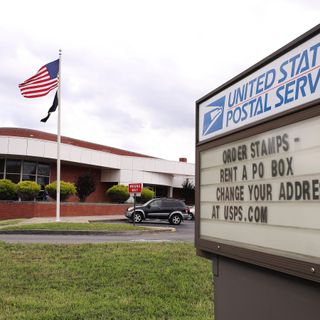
202, 96, 225, 136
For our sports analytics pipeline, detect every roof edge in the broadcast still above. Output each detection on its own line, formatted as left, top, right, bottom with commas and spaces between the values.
0, 127, 155, 159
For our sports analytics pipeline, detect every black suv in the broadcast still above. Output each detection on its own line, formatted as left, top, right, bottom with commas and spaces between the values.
125, 198, 190, 225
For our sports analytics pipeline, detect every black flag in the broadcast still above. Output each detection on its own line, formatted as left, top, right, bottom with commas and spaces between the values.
41, 91, 58, 123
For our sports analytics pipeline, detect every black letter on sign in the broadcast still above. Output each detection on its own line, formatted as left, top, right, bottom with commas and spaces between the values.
242, 165, 248, 181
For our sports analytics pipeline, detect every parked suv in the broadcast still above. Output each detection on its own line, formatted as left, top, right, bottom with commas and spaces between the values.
125, 198, 190, 225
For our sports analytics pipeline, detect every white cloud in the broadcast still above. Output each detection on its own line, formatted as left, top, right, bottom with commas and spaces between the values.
1, 0, 319, 163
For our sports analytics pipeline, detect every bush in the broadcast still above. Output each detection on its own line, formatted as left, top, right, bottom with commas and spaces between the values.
76, 173, 96, 202
0, 179, 17, 200
17, 181, 41, 201
106, 184, 130, 203
181, 178, 195, 205
136, 187, 155, 203
45, 181, 76, 201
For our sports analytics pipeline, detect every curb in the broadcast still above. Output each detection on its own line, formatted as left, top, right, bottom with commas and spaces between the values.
88, 219, 127, 223
0, 227, 176, 236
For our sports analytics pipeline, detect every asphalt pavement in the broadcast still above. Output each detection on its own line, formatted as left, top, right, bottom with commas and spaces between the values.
0, 216, 195, 244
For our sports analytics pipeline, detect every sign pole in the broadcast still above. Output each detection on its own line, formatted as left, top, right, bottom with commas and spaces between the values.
129, 183, 142, 226
133, 192, 136, 226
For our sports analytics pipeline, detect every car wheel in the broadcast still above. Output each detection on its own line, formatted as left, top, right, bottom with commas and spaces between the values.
133, 212, 143, 223
188, 212, 194, 220
170, 214, 182, 225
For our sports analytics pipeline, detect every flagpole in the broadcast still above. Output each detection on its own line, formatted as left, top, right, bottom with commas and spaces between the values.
56, 49, 62, 222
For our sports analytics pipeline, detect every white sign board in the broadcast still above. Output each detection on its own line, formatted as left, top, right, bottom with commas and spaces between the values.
200, 116, 320, 260
198, 34, 320, 142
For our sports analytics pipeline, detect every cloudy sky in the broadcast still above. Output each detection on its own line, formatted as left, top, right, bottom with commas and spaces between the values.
1, 0, 319, 163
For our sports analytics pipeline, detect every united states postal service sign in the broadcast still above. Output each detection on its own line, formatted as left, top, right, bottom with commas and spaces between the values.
198, 33, 320, 142
196, 25, 320, 282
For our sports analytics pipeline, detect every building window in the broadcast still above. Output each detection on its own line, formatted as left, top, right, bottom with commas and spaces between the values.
23, 161, 37, 175
22, 161, 37, 181
6, 159, 21, 174
36, 163, 50, 189
37, 163, 50, 176
6, 159, 22, 183
1, 159, 50, 187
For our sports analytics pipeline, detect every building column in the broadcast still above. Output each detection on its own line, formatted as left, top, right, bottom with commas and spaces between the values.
168, 186, 173, 198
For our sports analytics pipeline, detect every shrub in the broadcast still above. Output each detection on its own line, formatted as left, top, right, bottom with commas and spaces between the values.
136, 187, 155, 203
181, 178, 195, 205
106, 184, 130, 203
0, 179, 17, 200
17, 180, 41, 201
76, 173, 96, 202
45, 181, 76, 201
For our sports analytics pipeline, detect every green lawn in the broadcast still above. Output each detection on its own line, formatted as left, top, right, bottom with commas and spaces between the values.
0, 242, 213, 320
1, 222, 149, 232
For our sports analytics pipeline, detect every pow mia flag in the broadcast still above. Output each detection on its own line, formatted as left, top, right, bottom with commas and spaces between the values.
41, 91, 58, 123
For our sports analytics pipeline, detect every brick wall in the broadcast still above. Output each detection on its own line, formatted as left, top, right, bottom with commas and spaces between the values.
0, 201, 130, 220
50, 164, 116, 202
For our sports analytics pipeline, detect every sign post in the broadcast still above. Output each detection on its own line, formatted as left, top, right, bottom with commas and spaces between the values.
129, 183, 142, 226
196, 24, 320, 320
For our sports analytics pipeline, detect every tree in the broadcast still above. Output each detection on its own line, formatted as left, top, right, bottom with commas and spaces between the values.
181, 178, 195, 205
76, 173, 96, 202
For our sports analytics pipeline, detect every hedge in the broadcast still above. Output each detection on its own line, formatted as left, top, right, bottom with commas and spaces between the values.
17, 181, 41, 201
0, 179, 17, 200
106, 184, 130, 203
45, 181, 76, 201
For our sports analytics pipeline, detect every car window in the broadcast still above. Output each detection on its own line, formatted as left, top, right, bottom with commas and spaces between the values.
143, 199, 154, 206
150, 200, 161, 207
174, 200, 185, 207
162, 200, 173, 207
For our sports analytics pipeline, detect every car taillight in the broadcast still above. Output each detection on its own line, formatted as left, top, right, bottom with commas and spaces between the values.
185, 208, 189, 213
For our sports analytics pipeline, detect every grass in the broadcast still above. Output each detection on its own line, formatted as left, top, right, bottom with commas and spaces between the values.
0, 242, 213, 319
1, 222, 149, 232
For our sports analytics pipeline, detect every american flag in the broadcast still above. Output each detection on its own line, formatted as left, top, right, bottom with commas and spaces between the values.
19, 59, 59, 98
